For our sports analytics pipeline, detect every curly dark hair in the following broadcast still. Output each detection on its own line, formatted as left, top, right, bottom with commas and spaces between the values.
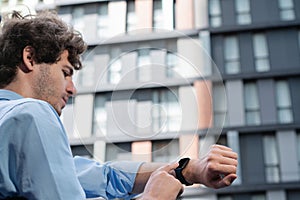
0, 10, 87, 88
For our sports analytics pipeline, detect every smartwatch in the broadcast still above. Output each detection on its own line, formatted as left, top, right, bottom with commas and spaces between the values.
175, 158, 193, 186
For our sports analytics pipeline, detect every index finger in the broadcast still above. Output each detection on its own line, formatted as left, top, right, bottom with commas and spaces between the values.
158, 162, 179, 172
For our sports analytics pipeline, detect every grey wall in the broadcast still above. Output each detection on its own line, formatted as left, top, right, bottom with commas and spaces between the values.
240, 134, 265, 184
268, 29, 300, 71
250, 0, 279, 23
239, 33, 255, 74
211, 36, 225, 74
257, 79, 277, 125
267, 190, 286, 200
220, 0, 235, 26
289, 77, 300, 124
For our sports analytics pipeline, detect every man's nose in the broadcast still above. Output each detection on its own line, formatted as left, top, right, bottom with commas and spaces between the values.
66, 78, 77, 96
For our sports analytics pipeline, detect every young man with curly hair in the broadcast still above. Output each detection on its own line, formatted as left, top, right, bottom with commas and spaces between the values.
0, 11, 238, 200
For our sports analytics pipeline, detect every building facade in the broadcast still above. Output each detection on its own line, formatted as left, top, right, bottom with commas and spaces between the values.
2, 0, 300, 199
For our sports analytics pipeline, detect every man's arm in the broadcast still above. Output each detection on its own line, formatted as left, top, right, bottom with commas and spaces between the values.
1, 101, 85, 199
138, 163, 184, 200
132, 144, 238, 194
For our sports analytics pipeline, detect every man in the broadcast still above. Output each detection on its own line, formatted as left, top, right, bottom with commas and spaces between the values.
0, 11, 238, 199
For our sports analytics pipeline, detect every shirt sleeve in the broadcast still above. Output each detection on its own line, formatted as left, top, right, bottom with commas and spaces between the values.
0, 100, 86, 200
74, 156, 143, 199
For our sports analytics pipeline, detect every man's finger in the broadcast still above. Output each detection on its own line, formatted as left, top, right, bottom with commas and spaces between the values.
158, 162, 179, 172
217, 174, 237, 188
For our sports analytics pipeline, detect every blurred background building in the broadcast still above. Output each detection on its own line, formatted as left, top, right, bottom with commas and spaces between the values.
1, 0, 300, 199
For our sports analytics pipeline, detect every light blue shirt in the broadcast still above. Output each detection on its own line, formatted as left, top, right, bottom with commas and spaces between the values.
0, 90, 142, 200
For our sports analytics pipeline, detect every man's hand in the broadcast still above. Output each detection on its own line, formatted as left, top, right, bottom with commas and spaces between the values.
182, 144, 238, 189
141, 163, 184, 200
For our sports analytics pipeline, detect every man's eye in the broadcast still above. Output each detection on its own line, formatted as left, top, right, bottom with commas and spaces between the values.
63, 70, 70, 77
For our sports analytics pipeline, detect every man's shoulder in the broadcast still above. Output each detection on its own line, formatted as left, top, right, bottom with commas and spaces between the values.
0, 98, 57, 120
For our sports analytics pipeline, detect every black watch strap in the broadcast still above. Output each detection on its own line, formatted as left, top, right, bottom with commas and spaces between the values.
175, 158, 193, 186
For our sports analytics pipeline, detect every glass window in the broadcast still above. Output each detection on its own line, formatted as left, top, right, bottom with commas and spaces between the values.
244, 82, 261, 125
297, 132, 300, 172
166, 51, 178, 78
263, 134, 280, 183
275, 80, 293, 124
77, 50, 95, 87
224, 36, 241, 74
253, 33, 270, 72
218, 195, 233, 200
72, 7, 85, 36
235, 0, 251, 25
298, 31, 300, 52
152, 139, 179, 162
97, 3, 110, 39
213, 82, 228, 127
108, 48, 122, 84
71, 145, 93, 158
278, 0, 295, 21
137, 48, 151, 82
152, 89, 181, 133
153, 0, 164, 30
106, 143, 132, 161
251, 194, 266, 200
209, 0, 222, 27
126, 0, 137, 33
93, 95, 107, 136
216, 135, 227, 146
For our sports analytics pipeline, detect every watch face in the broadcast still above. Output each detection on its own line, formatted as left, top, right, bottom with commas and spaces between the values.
176, 158, 193, 186
179, 158, 190, 169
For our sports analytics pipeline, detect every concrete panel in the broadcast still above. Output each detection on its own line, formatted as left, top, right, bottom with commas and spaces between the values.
150, 50, 166, 81
162, 0, 174, 30
227, 131, 241, 185
267, 190, 286, 200
175, 0, 194, 30
83, 13, 98, 43
177, 38, 204, 78
121, 51, 137, 84
226, 80, 245, 126
106, 100, 136, 138
93, 140, 106, 163
108, 1, 126, 36
59, 13, 72, 25
179, 86, 198, 132
276, 130, 300, 182
199, 31, 212, 76
74, 94, 94, 138
180, 134, 199, 159
132, 141, 152, 162
194, 80, 213, 129
194, 0, 208, 29
135, 0, 153, 31
94, 54, 110, 88
136, 101, 152, 136
61, 104, 75, 139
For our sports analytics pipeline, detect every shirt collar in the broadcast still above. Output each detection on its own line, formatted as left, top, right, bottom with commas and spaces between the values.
0, 89, 24, 101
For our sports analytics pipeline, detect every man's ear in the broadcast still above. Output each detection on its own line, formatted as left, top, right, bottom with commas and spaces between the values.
22, 46, 35, 71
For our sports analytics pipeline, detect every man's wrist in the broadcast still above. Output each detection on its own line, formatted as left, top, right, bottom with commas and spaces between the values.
175, 158, 193, 186
181, 159, 196, 185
